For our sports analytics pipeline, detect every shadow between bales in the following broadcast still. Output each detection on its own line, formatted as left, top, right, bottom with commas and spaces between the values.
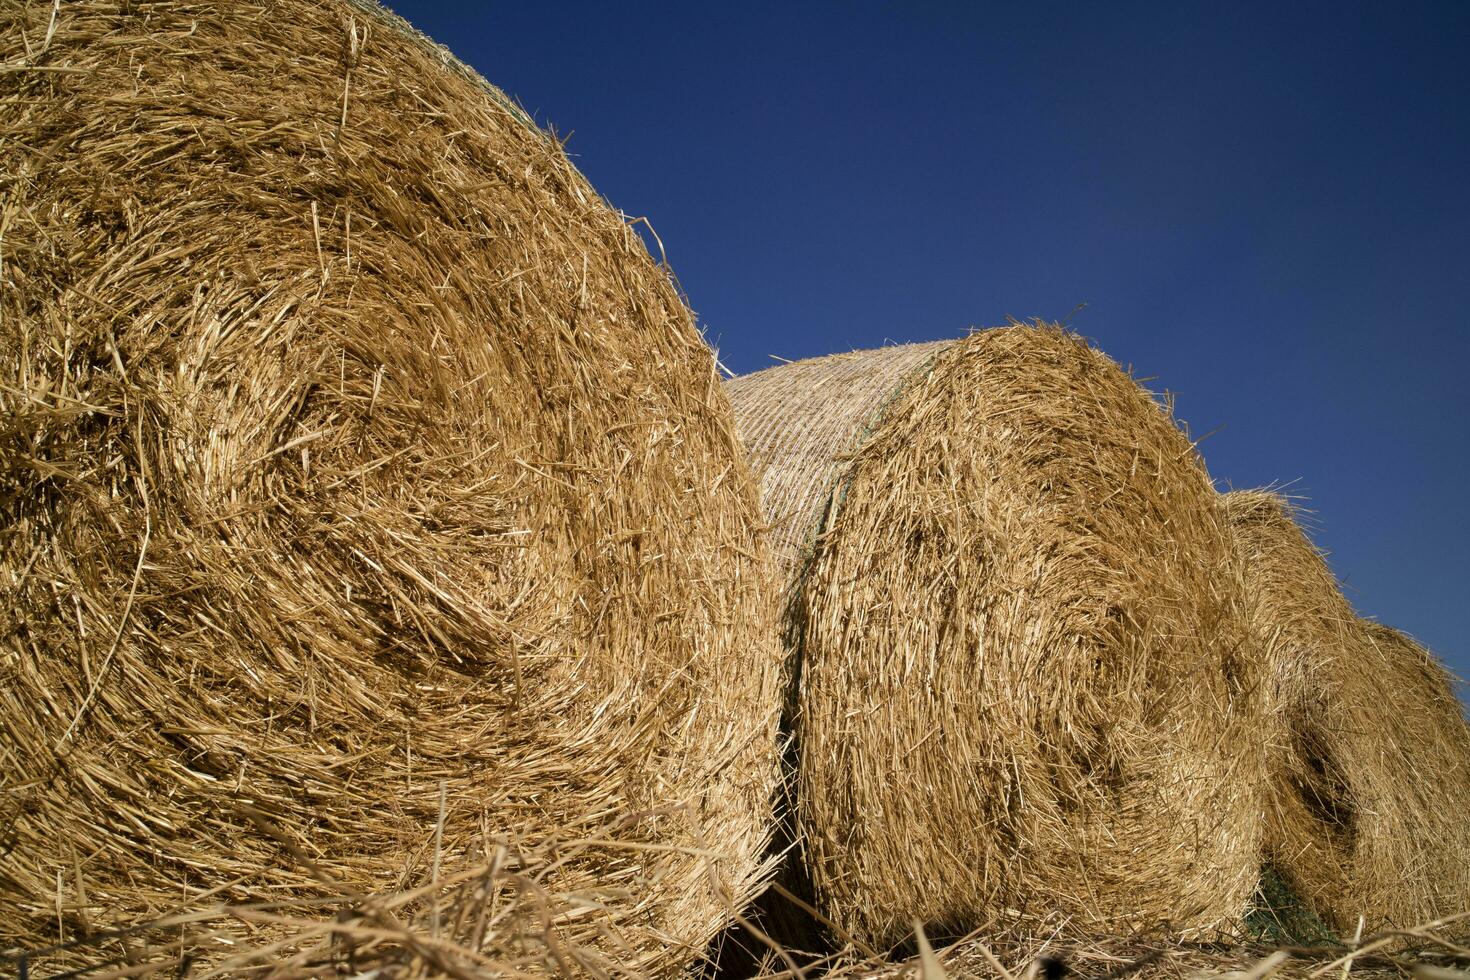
701, 584, 841, 978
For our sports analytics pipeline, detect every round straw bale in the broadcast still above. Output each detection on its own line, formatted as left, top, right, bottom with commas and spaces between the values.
727, 323, 1266, 948
1223, 491, 1470, 932
0, 0, 781, 971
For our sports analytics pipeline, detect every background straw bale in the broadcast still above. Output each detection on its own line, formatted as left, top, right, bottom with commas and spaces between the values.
727, 324, 1266, 949
0, 0, 781, 973
1224, 491, 1470, 933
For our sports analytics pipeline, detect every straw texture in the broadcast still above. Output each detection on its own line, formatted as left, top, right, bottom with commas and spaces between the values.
728, 324, 1267, 949
1224, 491, 1470, 933
756, 914, 1470, 980
735, 340, 951, 584
0, 1, 782, 973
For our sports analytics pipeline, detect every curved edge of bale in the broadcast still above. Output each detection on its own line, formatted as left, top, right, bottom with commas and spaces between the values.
719, 338, 955, 962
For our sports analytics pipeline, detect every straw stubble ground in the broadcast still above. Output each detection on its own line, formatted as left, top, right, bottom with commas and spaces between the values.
0, 0, 782, 974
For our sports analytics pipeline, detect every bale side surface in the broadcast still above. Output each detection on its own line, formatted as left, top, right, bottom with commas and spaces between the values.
1224, 491, 1470, 932
0, 2, 782, 973
728, 324, 1266, 948
730, 340, 953, 583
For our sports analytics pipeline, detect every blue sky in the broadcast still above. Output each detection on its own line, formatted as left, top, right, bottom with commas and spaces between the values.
392, 1, 1469, 691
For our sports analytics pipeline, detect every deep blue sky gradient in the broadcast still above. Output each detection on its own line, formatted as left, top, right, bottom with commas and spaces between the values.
393, 1, 1470, 691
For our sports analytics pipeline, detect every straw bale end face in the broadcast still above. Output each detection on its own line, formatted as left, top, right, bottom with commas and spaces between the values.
1225, 492, 1470, 934
731, 324, 1268, 949
0, 1, 781, 972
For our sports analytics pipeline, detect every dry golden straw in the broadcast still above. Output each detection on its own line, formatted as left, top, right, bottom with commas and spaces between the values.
0, 0, 782, 973
760, 911, 1470, 980
728, 323, 1267, 949
1224, 491, 1470, 934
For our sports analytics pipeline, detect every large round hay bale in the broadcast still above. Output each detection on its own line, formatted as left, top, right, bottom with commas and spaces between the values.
726, 324, 1266, 948
0, 1, 781, 972
1223, 491, 1470, 931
